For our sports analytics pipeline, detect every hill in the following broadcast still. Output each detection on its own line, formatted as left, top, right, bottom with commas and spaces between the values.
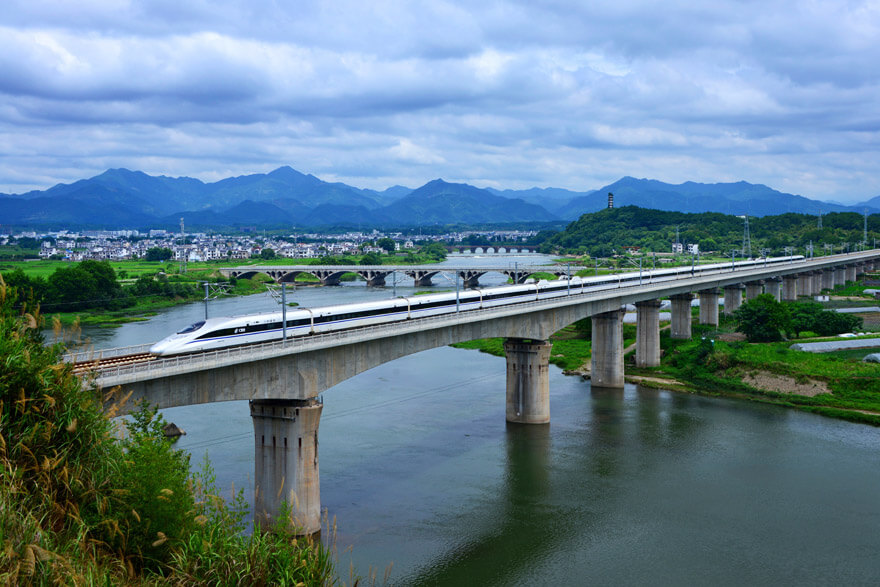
540, 206, 880, 257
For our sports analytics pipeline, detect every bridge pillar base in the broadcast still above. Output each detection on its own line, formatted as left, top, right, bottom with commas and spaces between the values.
698, 289, 720, 326
798, 273, 813, 297
413, 276, 434, 287
723, 284, 744, 315
591, 309, 625, 388
635, 300, 661, 367
822, 268, 835, 291
782, 275, 798, 301
251, 398, 322, 535
366, 276, 386, 287
670, 293, 693, 340
504, 338, 551, 424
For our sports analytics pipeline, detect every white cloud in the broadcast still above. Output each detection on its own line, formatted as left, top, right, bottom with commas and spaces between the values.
0, 0, 877, 202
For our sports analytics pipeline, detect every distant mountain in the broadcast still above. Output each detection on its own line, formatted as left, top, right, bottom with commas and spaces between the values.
2, 167, 878, 229
555, 177, 876, 220
381, 179, 559, 225
488, 186, 593, 215
858, 195, 880, 209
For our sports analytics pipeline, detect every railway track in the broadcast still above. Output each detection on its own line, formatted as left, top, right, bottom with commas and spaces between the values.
72, 352, 156, 375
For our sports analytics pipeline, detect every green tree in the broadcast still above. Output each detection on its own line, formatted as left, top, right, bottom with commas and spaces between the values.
733, 294, 791, 342
145, 247, 174, 261
421, 242, 447, 261
260, 248, 277, 260
360, 252, 382, 265
376, 237, 396, 252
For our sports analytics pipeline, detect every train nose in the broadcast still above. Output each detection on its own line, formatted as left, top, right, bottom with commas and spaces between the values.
149, 338, 173, 355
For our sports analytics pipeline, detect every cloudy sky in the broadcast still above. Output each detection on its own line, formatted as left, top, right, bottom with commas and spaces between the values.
1, 0, 878, 201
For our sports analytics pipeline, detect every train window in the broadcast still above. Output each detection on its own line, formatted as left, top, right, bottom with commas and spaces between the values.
177, 321, 205, 334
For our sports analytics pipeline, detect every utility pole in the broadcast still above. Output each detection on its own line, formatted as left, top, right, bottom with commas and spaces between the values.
818, 213, 823, 229
179, 217, 187, 274
742, 215, 751, 259
864, 209, 868, 246
281, 283, 287, 344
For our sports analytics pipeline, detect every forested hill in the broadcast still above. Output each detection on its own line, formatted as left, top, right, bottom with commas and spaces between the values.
539, 206, 880, 256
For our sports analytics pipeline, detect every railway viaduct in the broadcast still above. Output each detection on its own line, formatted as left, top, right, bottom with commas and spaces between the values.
72, 252, 880, 534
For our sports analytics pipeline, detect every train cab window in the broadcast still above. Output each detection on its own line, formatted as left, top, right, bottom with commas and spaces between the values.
176, 321, 206, 334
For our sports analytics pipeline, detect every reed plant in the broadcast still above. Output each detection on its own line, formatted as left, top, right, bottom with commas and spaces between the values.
0, 275, 339, 585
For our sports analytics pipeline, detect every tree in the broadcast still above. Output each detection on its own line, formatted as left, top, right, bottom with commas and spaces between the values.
359, 252, 382, 265
145, 247, 174, 262
376, 237, 396, 253
260, 248, 276, 260
421, 242, 447, 261
733, 294, 791, 342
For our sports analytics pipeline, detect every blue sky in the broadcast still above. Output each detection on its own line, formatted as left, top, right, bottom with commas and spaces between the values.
1, 0, 878, 202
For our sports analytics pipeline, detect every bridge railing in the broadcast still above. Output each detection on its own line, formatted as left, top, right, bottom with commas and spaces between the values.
64, 343, 155, 364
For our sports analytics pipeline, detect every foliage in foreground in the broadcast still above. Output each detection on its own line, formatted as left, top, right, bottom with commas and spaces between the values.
0, 275, 336, 585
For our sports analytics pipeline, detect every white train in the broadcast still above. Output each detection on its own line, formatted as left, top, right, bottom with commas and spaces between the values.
150, 255, 804, 356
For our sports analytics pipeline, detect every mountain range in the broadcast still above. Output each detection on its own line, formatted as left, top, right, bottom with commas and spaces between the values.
1, 166, 877, 229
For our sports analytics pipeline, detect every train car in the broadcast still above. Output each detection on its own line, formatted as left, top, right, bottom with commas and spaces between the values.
151, 255, 807, 356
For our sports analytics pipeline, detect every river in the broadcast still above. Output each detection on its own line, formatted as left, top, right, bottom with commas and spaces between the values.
71, 254, 880, 585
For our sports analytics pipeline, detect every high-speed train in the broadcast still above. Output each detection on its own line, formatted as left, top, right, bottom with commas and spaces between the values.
149, 255, 804, 356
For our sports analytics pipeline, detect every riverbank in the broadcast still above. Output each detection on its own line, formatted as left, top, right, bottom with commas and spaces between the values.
453, 311, 880, 427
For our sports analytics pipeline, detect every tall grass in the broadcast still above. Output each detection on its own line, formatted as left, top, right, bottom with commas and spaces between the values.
0, 275, 339, 585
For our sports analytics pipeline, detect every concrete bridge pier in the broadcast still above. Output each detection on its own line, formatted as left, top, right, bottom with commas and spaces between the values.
408, 270, 440, 287
459, 270, 486, 289
362, 270, 390, 287
723, 284, 744, 315
251, 398, 322, 535
811, 271, 822, 296
822, 268, 835, 291
798, 272, 813, 297
635, 300, 661, 367
591, 309, 625, 388
834, 266, 846, 288
699, 289, 719, 326
504, 339, 551, 424
745, 280, 764, 300
846, 264, 857, 283
670, 293, 693, 339
766, 277, 781, 301
782, 275, 798, 301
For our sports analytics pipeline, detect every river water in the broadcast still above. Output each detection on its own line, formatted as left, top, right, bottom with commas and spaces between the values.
72, 255, 880, 585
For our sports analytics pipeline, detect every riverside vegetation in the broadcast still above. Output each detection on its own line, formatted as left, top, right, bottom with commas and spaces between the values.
0, 244, 448, 328
0, 276, 338, 585
454, 280, 880, 426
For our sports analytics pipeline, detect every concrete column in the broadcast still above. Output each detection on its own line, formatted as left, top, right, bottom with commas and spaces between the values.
413, 275, 434, 287
635, 300, 662, 367
764, 278, 780, 301
251, 398, 322, 535
670, 293, 693, 340
504, 338, 551, 424
846, 264, 857, 283
591, 309, 625, 388
782, 275, 798, 301
834, 266, 846, 287
745, 280, 764, 300
723, 284, 744, 315
798, 272, 812, 297
811, 271, 822, 296
822, 268, 835, 291
698, 288, 719, 326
